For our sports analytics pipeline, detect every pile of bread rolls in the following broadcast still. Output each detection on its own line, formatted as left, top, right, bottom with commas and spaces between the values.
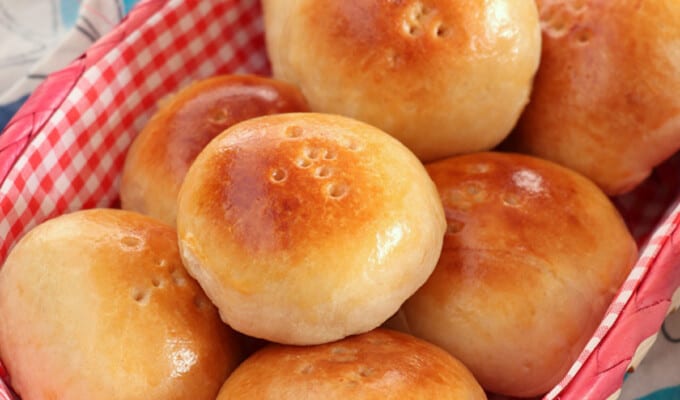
1, 0, 678, 398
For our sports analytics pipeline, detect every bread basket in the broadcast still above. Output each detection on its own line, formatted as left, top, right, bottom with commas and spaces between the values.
0, 1, 678, 398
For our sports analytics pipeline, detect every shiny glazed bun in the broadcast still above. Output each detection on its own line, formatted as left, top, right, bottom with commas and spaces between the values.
177, 113, 446, 345
399, 152, 637, 397
216, 329, 487, 400
262, 0, 541, 161
120, 74, 309, 226
0, 209, 242, 400
510, 0, 680, 195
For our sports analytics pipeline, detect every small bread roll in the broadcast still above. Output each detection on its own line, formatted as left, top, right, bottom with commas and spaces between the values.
0, 209, 242, 400
509, 0, 680, 195
262, 0, 542, 161
177, 113, 445, 345
120, 74, 309, 226
216, 329, 487, 400
400, 152, 637, 397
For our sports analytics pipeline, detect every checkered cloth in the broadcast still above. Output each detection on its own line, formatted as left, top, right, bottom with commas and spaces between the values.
0, 1, 678, 399
0, 0, 140, 131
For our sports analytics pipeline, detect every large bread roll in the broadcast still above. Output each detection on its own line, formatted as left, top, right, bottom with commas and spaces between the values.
120, 74, 309, 226
176, 113, 446, 345
509, 0, 680, 195
216, 329, 487, 400
262, 0, 541, 161
0, 209, 242, 400
399, 152, 637, 397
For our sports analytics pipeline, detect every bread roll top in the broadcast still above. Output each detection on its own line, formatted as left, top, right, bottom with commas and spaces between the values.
0, 209, 241, 400
400, 152, 637, 397
511, 0, 680, 194
263, 0, 541, 161
177, 113, 446, 345
217, 329, 487, 400
120, 74, 309, 225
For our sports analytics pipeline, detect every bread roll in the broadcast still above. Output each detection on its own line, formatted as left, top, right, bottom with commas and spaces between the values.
120, 74, 309, 226
262, 0, 541, 161
216, 328, 487, 400
399, 152, 637, 397
0, 209, 242, 400
509, 0, 680, 195
176, 113, 445, 345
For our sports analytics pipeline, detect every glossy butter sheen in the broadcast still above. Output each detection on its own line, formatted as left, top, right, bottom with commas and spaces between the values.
0, 209, 241, 400
401, 152, 637, 397
263, 0, 541, 161
120, 74, 309, 226
511, 0, 680, 194
217, 329, 487, 400
177, 113, 446, 345
204, 128, 381, 255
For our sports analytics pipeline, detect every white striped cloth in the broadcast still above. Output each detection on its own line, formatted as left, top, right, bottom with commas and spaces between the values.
0, 0, 139, 129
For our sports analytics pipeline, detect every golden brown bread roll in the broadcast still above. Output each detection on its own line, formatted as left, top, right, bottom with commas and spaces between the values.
120, 74, 309, 226
399, 152, 637, 397
509, 0, 680, 195
262, 0, 542, 161
176, 113, 446, 345
0, 209, 242, 400
216, 328, 487, 400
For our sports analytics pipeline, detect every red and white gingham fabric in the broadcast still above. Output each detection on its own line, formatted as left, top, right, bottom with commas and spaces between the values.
0, 1, 679, 399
